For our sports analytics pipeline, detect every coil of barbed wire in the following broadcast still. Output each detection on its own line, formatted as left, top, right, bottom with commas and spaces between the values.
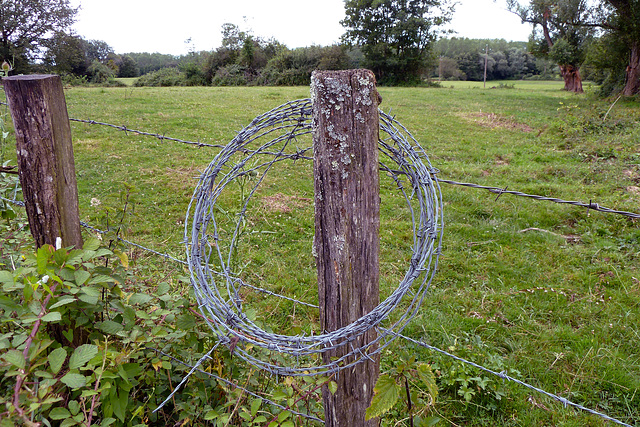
185, 98, 443, 377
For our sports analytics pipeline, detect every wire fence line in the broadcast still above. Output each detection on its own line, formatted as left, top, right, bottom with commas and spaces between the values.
0, 102, 636, 426
391, 331, 634, 427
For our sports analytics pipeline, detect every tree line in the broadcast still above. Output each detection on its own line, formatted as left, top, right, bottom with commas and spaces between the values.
1, 1, 639, 95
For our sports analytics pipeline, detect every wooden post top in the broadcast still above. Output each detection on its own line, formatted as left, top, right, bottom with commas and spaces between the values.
3, 74, 60, 81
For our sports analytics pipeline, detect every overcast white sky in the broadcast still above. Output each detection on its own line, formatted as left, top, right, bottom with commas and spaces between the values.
68, 0, 531, 55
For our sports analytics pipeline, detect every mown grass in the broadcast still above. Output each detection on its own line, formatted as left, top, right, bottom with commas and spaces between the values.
8, 82, 640, 425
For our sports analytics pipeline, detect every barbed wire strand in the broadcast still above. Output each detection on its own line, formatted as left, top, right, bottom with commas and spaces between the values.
1, 100, 636, 424
391, 330, 634, 427
184, 98, 443, 377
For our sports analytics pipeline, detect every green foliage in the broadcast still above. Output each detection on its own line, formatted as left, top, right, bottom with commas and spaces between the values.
133, 67, 186, 87
367, 351, 440, 425
88, 60, 116, 84
0, 0, 78, 74
434, 38, 558, 81
55, 84, 640, 426
342, 0, 454, 84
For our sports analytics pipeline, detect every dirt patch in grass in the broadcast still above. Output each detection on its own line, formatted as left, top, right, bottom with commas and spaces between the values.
462, 112, 534, 132
261, 193, 312, 213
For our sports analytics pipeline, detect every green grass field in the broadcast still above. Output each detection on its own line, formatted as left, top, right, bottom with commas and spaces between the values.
4, 82, 640, 425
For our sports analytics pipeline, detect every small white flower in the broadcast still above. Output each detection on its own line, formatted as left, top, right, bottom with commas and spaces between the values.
90, 198, 101, 207
41, 275, 50, 284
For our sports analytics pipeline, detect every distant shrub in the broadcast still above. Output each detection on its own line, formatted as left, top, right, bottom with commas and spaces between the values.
134, 67, 186, 87
211, 64, 249, 86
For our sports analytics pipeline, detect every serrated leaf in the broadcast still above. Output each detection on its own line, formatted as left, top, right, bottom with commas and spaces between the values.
417, 363, 438, 401
365, 374, 400, 421
81, 286, 101, 297
250, 398, 262, 416
156, 282, 170, 295
0, 271, 14, 284
49, 296, 76, 309
116, 251, 129, 268
3, 349, 25, 370
41, 312, 62, 322
98, 320, 124, 335
129, 293, 152, 305
49, 407, 71, 420
78, 293, 99, 305
88, 275, 112, 285
74, 270, 91, 286
328, 380, 338, 395
60, 418, 77, 427
277, 410, 291, 423
83, 238, 101, 252
176, 313, 195, 330
60, 372, 86, 388
48, 347, 67, 375
69, 344, 98, 370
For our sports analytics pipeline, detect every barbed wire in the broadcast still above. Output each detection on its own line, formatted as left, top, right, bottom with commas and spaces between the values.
145, 344, 324, 423
392, 330, 634, 427
2, 97, 637, 425
185, 98, 444, 377
435, 178, 640, 219
68, 117, 227, 149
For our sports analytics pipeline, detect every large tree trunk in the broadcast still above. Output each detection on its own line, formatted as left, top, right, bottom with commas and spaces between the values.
623, 40, 640, 96
560, 64, 584, 93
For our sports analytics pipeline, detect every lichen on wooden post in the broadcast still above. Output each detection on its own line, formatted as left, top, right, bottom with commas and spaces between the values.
3, 74, 83, 249
311, 69, 381, 427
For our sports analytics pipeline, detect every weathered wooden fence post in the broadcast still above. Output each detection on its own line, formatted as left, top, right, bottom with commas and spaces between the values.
311, 69, 381, 426
3, 74, 83, 249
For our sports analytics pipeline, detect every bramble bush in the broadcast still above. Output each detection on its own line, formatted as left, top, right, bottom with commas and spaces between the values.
0, 231, 333, 426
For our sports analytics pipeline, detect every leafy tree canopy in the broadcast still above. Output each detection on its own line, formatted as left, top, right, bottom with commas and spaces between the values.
0, 0, 78, 73
341, 0, 454, 85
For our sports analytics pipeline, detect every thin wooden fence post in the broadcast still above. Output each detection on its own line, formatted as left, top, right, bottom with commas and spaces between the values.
311, 69, 381, 427
3, 74, 83, 249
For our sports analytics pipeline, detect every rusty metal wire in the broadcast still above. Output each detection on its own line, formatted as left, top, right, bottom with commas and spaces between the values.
185, 98, 444, 377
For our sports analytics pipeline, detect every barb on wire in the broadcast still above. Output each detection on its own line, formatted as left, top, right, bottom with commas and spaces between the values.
434, 178, 640, 219
69, 118, 226, 149
185, 98, 443, 377
392, 331, 634, 427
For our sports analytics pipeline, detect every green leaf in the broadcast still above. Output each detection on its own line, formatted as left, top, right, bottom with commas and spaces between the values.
250, 398, 262, 416
204, 409, 219, 420
50, 296, 76, 309
3, 349, 25, 370
365, 374, 400, 421
68, 400, 80, 415
48, 347, 67, 375
60, 418, 78, 427
328, 380, 338, 395
74, 270, 91, 286
0, 270, 14, 284
98, 320, 124, 335
69, 344, 98, 370
277, 410, 291, 423
83, 238, 101, 252
88, 275, 112, 285
49, 407, 71, 420
129, 293, 152, 305
60, 372, 87, 389
78, 293, 99, 305
156, 282, 170, 295
417, 363, 438, 401
41, 312, 62, 322
176, 313, 196, 330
